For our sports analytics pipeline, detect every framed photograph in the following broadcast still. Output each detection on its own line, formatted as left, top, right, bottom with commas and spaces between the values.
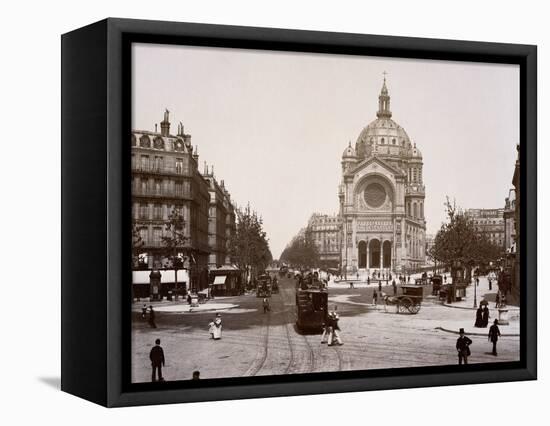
61, 18, 537, 407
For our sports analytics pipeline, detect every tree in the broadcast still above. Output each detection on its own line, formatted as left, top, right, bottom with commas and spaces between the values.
280, 227, 320, 270
431, 197, 504, 282
161, 207, 189, 299
228, 204, 272, 284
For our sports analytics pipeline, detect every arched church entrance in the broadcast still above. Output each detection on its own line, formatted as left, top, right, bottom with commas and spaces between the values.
383, 240, 392, 269
358, 241, 367, 269
369, 239, 381, 268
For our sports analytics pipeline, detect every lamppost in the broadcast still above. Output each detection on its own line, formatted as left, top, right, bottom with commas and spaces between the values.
473, 268, 478, 309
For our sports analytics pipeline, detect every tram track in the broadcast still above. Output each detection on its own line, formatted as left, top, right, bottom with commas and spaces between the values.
243, 311, 271, 377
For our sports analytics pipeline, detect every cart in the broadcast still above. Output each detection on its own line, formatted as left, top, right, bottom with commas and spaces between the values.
384, 285, 423, 314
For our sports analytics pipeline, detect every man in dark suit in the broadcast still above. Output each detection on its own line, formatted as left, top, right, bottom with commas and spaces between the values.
148, 305, 157, 328
149, 338, 165, 382
488, 319, 501, 356
456, 328, 472, 365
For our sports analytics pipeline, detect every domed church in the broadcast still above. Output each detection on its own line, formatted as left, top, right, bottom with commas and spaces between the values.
338, 77, 426, 274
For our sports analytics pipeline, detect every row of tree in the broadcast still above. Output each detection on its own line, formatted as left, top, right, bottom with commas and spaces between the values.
279, 228, 320, 269
228, 204, 273, 282
428, 198, 505, 280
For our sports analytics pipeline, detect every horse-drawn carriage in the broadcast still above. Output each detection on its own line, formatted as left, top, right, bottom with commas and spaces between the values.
384, 285, 423, 314
431, 274, 443, 296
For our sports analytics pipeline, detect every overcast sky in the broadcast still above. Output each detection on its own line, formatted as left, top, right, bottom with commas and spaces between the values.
132, 43, 519, 259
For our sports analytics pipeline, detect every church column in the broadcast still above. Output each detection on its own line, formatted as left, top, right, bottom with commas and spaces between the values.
366, 240, 370, 269
379, 237, 384, 272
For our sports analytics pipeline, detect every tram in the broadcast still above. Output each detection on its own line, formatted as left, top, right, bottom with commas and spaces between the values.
256, 274, 272, 298
296, 286, 328, 331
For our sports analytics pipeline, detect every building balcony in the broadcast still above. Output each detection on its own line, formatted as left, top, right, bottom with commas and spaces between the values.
132, 188, 193, 201
132, 164, 191, 178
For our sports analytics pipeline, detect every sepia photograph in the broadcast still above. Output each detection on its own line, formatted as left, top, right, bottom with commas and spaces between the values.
130, 43, 521, 383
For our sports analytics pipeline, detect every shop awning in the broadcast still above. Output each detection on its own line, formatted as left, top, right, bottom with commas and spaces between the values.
212, 275, 227, 285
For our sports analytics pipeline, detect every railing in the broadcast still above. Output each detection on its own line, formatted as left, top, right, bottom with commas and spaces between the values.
131, 164, 191, 176
132, 188, 192, 199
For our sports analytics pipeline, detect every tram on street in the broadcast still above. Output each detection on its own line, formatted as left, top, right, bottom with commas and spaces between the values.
256, 274, 272, 298
296, 286, 328, 331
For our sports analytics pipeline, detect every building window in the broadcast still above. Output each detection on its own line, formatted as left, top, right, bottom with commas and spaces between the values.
175, 158, 184, 174
139, 228, 148, 244
140, 155, 149, 170
154, 180, 162, 196
131, 135, 136, 146
154, 156, 163, 171
153, 137, 164, 150
380, 138, 385, 144
153, 204, 162, 220
413, 203, 418, 218
392, 138, 396, 145
139, 135, 151, 148
175, 182, 183, 197
139, 203, 149, 220
153, 227, 162, 245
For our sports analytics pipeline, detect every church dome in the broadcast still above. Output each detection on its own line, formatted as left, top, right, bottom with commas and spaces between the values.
342, 141, 357, 159
410, 143, 422, 159
355, 77, 414, 159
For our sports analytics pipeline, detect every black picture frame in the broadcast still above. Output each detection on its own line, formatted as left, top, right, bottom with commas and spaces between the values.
61, 18, 537, 407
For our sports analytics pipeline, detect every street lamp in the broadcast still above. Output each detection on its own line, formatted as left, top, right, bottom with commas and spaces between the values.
473, 269, 477, 309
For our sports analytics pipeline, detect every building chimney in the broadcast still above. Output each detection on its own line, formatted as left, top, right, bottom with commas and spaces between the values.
160, 108, 170, 136
155, 123, 158, 133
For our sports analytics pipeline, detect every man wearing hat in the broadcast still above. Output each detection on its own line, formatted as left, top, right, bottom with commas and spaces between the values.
488, 319, 501, 356
456, 328, 472, 365
149, 338, 165, 382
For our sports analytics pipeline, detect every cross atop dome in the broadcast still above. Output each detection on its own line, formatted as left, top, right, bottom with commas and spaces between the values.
377, 73, 392, 119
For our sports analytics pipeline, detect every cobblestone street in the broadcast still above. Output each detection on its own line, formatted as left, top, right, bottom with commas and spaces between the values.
132, 276, 520, 382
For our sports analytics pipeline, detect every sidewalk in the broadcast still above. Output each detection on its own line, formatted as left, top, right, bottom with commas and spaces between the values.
132, 299, 239, 313
438, 275, 519, 336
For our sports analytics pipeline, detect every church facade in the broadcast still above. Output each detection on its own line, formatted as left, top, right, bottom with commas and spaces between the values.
338, 78, 426, 274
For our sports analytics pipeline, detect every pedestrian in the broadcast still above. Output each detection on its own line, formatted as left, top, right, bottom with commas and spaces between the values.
208, 318, 215, 339
373, 290, 378, 305
488, 278, 492, 291
320, 318, 330, 344
148, 305, 157, 328
474, 304, 484, 328
328, 306, 343, 346
367, 276, 370, 286
481, 305, 490, 327
149, 338, 165, 382
378, 280, 382, 293
456, 328, 472, 365
349, 281, 354, 289
407, 275, 410, 284
495, 292, 501, 308
192, 370, 200, 380
476, 276, 480, 287
213, 313, 222, 340
187, 293, 192, 305
444, 274, 447, 284
488, 319, 501, 356
141, 304, 148, 320
262, 297, 270, 313
392, 279, 397, 295
356, 272, 359, 280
